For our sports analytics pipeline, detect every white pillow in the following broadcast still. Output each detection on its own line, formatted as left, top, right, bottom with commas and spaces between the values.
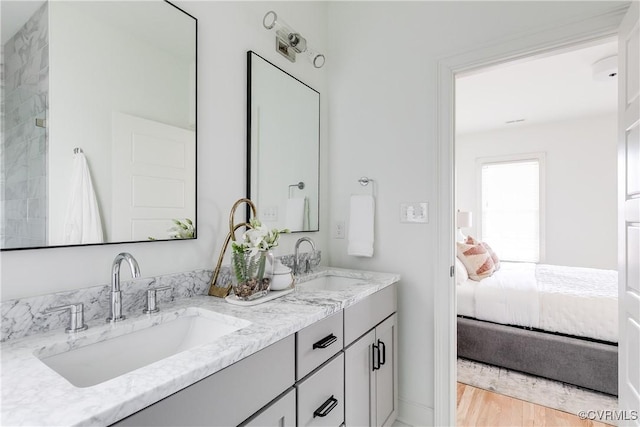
456, 241, 496, 281
455, 257, 469, 285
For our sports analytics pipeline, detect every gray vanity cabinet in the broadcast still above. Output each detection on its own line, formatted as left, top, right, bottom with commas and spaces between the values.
111, 283, 397, 427
240, 388, 297, 427
296, 353, 345, 426
344, 329, 376, 426
295, 311, 345, 426
344, 286, 398, 427
112, 335, 295, 427
296, 311, 344, 380
373, 315, 398, 427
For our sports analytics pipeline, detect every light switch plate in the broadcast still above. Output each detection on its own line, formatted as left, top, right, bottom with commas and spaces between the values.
334, 220, 345, 239
400, 202, 428, 223
261, 206, 278, 222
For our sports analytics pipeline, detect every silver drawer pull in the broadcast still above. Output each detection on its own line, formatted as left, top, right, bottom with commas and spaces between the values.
312, 334, 337, 349
313, 395, 338, 418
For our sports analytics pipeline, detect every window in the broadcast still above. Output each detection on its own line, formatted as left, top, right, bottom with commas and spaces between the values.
479, 154, 544, 262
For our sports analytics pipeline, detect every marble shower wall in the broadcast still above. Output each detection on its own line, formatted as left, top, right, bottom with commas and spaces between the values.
1, 3, 49, 248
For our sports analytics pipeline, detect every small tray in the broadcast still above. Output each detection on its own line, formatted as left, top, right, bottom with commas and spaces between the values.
225, 288, 294, 306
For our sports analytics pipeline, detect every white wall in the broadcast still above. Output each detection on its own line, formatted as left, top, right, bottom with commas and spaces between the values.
0, 1, 329, 301
325, 2, 624, 425
456, 114, 617, 270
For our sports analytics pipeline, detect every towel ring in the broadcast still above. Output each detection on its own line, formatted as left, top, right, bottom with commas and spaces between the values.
357, 176, 375, 196
73, 147, 83, 154
288, 181, 305, 198
358, 176, 373, 186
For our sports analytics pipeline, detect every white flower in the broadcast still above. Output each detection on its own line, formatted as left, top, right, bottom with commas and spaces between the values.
233, 218, 288, 255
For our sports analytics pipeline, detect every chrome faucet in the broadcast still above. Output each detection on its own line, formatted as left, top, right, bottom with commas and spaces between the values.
107, 252, 141, 323
294, 237, 316, 275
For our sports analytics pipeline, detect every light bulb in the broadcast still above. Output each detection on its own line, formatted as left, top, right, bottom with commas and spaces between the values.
263, 11, 296, 43
302, 47, 325, 68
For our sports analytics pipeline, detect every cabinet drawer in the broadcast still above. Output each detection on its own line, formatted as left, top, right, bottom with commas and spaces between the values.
240, 387, 296, 427
344, 284, 396, 346
296, 311, 343, 380
112, 335, 295, 426
297, 353, 344, 427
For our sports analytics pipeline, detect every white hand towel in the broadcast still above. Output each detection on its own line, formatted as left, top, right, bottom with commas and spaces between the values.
348, 194, 375, 257
63, 152, 104, 244
285, 197, 306, 231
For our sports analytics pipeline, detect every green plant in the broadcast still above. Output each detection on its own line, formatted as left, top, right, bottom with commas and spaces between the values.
230, 218, 288, 284
169, 218, 195, 239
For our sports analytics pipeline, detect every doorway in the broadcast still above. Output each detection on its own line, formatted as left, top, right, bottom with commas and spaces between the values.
454, 38, 619, 422
432, 5, 634, 425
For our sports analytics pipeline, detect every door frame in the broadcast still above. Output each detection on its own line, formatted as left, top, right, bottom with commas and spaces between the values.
434, 5, 629, 425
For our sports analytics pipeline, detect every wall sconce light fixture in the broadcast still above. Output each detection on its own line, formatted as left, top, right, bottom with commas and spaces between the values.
263, 11, 325, 68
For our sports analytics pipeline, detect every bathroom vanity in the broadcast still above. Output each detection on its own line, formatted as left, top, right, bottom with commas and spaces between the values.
0, 268, 399, 426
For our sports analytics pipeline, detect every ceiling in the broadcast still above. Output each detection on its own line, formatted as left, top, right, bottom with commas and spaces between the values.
455, 39, 618, 135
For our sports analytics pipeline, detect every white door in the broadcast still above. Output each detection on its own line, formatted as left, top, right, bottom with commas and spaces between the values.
618, 3, 640, 425
111, 112, 195, 241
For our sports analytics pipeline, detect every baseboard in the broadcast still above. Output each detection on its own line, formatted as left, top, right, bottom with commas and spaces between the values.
397, 396, 434, 427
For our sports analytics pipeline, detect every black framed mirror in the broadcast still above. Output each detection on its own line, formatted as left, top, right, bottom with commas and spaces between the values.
1, 0, 197, 250
247, 51, 320, 232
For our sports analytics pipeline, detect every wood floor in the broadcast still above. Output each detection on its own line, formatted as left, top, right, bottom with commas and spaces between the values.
457, 383, 613, 427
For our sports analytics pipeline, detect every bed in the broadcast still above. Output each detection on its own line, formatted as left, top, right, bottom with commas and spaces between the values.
456, 261, 619, 395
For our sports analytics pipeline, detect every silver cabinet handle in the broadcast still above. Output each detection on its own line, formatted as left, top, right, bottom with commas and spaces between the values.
143, 286, 171, 314
46, 303, 88, 333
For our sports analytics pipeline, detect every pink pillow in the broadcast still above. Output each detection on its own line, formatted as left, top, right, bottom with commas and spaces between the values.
457, 240, 495, 281
481, 242, 501, 271
466, 236, 501, 271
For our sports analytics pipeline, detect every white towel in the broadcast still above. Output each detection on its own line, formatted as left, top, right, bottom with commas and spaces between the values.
63, 152, 104, 244
348, 194, 375, 257
285, 197, 306, 231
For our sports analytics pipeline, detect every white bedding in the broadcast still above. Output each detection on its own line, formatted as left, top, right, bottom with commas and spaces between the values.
457, 262, 618, 342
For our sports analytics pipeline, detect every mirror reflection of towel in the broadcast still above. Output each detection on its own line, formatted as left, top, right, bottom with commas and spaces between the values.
348, 194, 375, 257
285, 197, 307, 231
63, 152, 104, 244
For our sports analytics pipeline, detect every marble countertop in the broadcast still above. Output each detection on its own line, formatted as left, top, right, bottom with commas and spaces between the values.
0, 267, 399, 427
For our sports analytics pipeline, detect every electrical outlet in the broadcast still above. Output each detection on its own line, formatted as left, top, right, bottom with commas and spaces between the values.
400, 202, 428, 223
334, 220, 345, 239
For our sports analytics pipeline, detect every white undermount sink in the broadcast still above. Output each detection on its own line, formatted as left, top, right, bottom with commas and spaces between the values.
37, 308, 250, 388
297, 274, 368, 291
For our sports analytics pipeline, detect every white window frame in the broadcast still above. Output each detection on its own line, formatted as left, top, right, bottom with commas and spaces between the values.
475, 152, 546, 263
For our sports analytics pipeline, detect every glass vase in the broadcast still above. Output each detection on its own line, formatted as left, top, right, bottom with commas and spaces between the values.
231, 250, 272, 300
